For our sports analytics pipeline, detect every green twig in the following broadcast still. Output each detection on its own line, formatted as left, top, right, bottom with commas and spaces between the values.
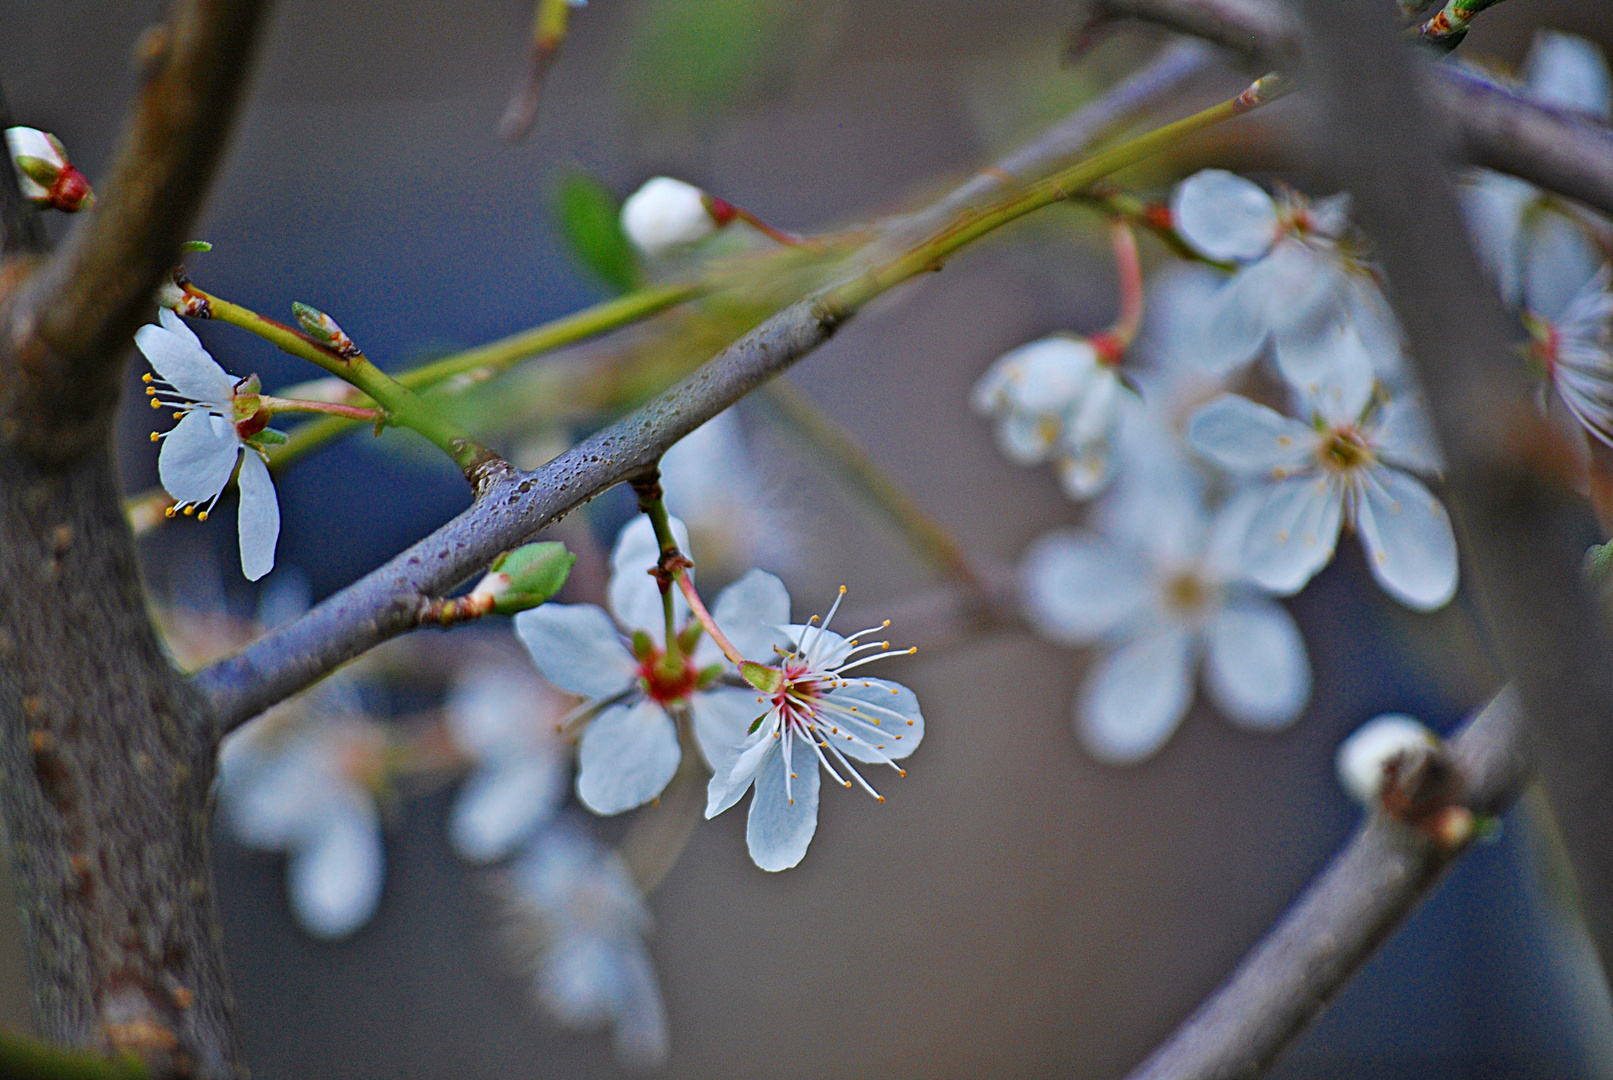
0, 1032, 146, 1080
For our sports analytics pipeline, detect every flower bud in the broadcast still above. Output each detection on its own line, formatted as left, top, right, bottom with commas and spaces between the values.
467, 542, 576, 616
6, 126, 94, 212
291, 302, 360, 358
1335, 714, 1439, 806
619, 176, 718, 256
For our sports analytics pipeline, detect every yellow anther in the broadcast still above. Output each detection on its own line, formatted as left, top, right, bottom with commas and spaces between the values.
197, 511, 209, 522
839, 585, 847, 594
875, 795, 885, 803
898, 768, 906, 777
142, 373, 153, 383
183, 505, 196, 516
149, 432, 159, 442
150, 399, 161, 409
145, 387, 156, 396
164, 506, 177, 518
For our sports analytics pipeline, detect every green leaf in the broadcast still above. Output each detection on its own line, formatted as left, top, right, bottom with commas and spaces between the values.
554, 171, 641, 294
249, 428, 289, 446
485, 541, 577, 615
182, 240, 213, 252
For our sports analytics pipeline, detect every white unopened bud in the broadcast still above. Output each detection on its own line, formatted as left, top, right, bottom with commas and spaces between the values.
620, 176, 717, 256
6, 126, 93, 212
156, 280, 188, 311
1335, 713, 1439, 805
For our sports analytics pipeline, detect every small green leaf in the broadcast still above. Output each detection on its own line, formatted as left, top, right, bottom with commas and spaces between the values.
676, 621, 704, 655
554, 171, 641, 294
183, 240, 213, 252
482, 541, 576, 615
740, 660, 784, 694
250, 428, 289, 446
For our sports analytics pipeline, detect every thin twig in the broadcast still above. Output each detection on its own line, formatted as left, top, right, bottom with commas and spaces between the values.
1127, 690, 1530, 1080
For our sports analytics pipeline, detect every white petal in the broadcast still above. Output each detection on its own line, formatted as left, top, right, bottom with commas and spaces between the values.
288, 793, 384, 940
1019, 530, 1151, 643
1524, 31, 1612, 121
575, 699, 681, 815
745, 735, 821, 871
1197, 266, 1272, 375
691, 688, 767, 786
1293, 326, 1376, 426
707, 727, 772, 820
821, 677, 924, 763
1459, 172, 1535, 308
236, 451, 279, 582
1344, 277, 1411, 387
711, 569, 793, 662
1242, 475, 1345, 595
621, 176, 715, 256
450, 759, 567, 863
1354, 467, 1459, 612
1052, 442, 1115, 501
1372, 396, 1444, 475
1061, 367, 1121, 446
1003, 338, 1098, 414
995, 411, 1057, 464
540, 934, 622, 1027
609, 515, 691, 640
1171, 169, 1280, 263
611, 946, 672, 1069
1336, 713, 1438, 804
158, 409, 240, 505
1202, 486, 1266, 584
1186, 394, 1318, 478
1523, 208, 1604, 323
514, 604, 638, 700
136, 314, 237, 405
1132, 263, 1232, 374
1202, 598, 1311, 730
1078, 626, 1196, 764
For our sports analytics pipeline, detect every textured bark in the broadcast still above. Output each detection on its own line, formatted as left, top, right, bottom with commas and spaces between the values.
0, 444, 241, 1079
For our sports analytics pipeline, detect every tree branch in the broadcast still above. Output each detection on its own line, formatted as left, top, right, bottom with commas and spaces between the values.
1080, 0, 1613, 217
1, 0, 269, 463
1296, 0, 1613, 989
1126, 689, 1529, 1080
192, 46, 1219, 737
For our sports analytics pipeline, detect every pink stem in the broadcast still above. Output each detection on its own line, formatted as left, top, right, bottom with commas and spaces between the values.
673, 569, 748, 665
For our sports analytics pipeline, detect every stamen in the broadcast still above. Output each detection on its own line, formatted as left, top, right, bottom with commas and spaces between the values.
819, 735, 884, 800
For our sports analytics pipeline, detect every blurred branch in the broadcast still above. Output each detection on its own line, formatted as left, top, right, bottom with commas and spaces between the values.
192, 62, 1281, 737
1078, 0, 1613, 216
2, 0, 269, 463
1298, 0, 1613, 989
1126, 690, 1530, 1080
498, 0, 574, 141
0, 84, 48, 256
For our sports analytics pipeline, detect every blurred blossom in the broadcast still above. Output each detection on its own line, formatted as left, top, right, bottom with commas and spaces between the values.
971, 335, 1130, 500
660, 410, 789, 576
445, 663, 571, 863
514, 516, 791, 816
1187, 352, 1457, 612
1021, 449, 1310, 764
1527, 266, 1613, 446
1336, 713, 1439, 805
704, 579, 924, 871
620, 176, 716, 256
1170, 169, 1402, 395
503, 819, 669, 1069
218, 679, 389, 940
136, 309, 281, 581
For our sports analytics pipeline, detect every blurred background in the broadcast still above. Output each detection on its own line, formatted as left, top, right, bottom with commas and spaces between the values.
5, 1, 1613, 1077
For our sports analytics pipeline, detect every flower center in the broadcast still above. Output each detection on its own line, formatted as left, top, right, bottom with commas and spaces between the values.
1163, 572, 1211, 615
639, 649, 699, 705
1319, 426, 1372, 472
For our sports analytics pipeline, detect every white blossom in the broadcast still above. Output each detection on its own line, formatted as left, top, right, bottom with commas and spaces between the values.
704, 583, 923, 871
218, 680, 387, 940
445, 663, 570, 863
5, 126, 92, 212
505, 819, 669, 1069
620, 176, 716, 256
1529, 266, 1613, 445
1171, 169, 1402, 394
514, 516, 790, 816
1336, 713, 1438, 805
1187, 354, 1457, 611
1021, 464, 1311, 764
971, 335, 1129, 499
135, 309, 281, 581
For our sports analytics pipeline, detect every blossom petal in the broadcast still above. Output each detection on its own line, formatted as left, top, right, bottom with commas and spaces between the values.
515, 604, 638, 700
1052, 442, 1114, 501
609, 515, 692, 639
1373, 396, 1444, 475
1078, 626, 1196, 764
1242, 475, 1345, 595
995, 411, 1056, 464
136, 311, 238, 404
691, 688, 768, 806
746, 735, 821, 871
288, 793, 384, 940
1523, 208, 1604, 323
1524, 30, 1612, 121
1186, 394, 1318, 478
1197, 266, 1272, 375
1020, 530, 1151, 643
711, 568, 794, 662
707, 727, 770, 820
1171, 169, 1279, 263
158, 409, 240, 504
1005, 338, 1099, 414
1202, 598, 1311, 730
450, 758, 567, 863
576, 699, 681, 815
1459, 172, 1535, 308
821, 677, 924, 763
236, 451, 279, 582
1354, 467, 1459, 612
611, 945, 672, 1069
540, 934, 622, 1027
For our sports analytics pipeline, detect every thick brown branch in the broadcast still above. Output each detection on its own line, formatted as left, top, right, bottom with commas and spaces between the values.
1081, 0, 1613, 217
1298, 0, 1613, 987
1, 0, 269, 464
1127, 690, 1529, 1080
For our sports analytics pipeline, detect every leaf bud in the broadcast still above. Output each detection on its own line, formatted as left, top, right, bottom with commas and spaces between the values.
467, 542, 576, 616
